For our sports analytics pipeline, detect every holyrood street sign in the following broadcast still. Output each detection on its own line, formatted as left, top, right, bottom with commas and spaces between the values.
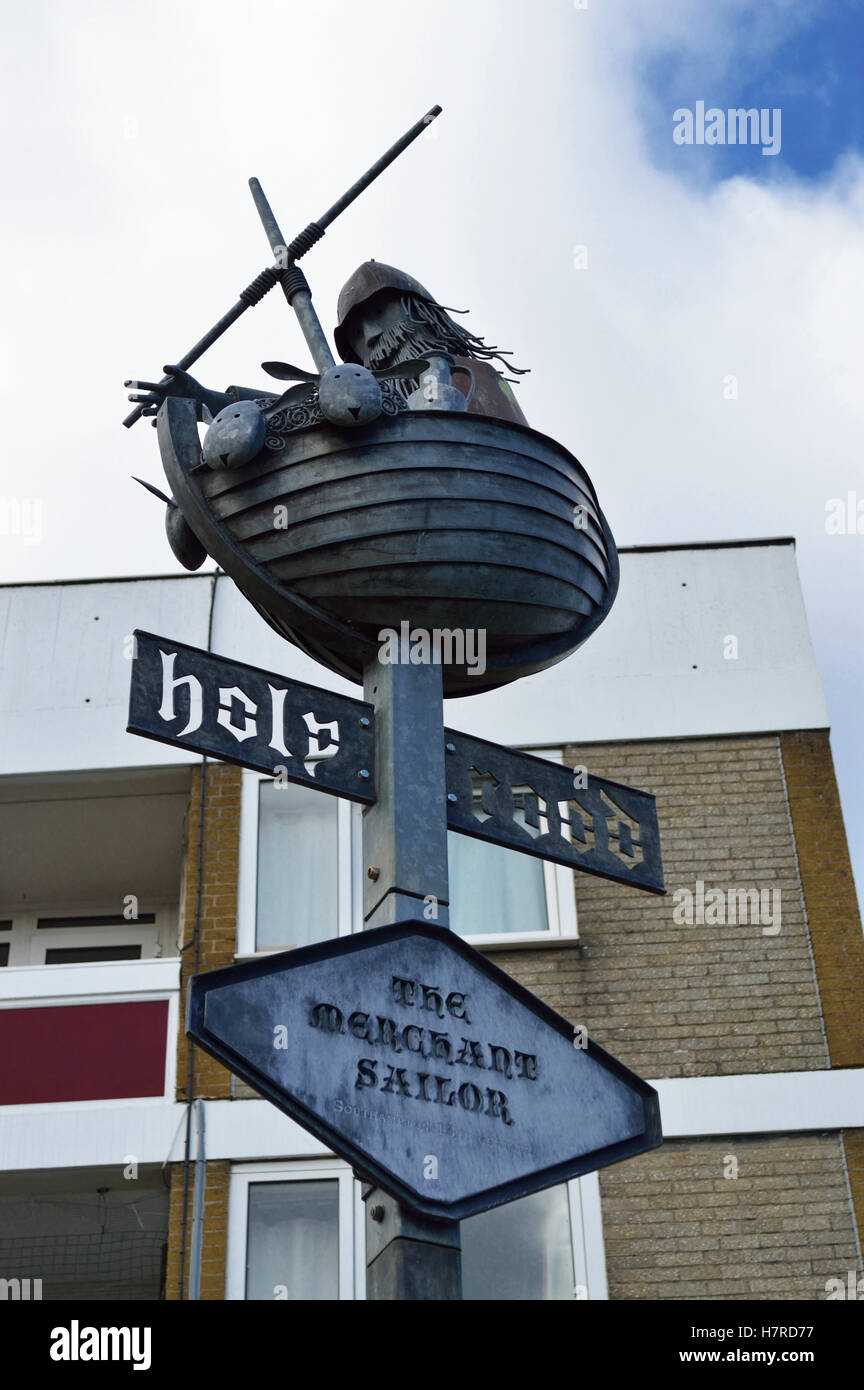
128, 630, 376, 804
129, 630, 665, 895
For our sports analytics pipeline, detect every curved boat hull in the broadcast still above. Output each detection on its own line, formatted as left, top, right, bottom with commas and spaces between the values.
157, 398, 619, 697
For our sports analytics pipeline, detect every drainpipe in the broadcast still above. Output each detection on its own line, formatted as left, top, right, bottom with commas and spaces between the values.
188, 1098, 207, 1300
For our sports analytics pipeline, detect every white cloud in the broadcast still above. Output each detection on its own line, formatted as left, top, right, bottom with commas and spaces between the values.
0, 0, 861, 903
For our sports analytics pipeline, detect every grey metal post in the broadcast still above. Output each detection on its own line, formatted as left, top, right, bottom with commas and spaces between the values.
361, 646, 462, 1299
248, 178, 336, 375
188, 1098, 206, 1300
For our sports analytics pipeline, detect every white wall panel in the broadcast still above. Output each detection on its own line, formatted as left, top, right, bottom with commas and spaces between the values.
0, 541, 828, 777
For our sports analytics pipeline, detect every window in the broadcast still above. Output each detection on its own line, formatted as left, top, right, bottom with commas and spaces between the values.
246, 1179, 339, 1300
238, 774, 359, 953
227, 1161, 606, 1300
448, 831, 575, 943
452, 748, 578, 945
227, 1162, 363, 1300
462, 1180, 603, 1299
256, 781, 339, 949
238, 751, 577, 955
0, 911, 170, 968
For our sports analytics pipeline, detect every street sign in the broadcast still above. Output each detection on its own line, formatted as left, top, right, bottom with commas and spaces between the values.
444, 730, 665, 895
127, 108, 667, 1300
187, 920, 662, 1220
127, 630, 376, 803
128, 631, 663, 891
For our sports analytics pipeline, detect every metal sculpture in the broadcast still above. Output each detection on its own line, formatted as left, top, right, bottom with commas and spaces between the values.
124, 106, 619, 697
124, 107, 661, 1303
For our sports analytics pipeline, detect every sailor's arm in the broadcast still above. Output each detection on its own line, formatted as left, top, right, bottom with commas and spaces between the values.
125, 366, 273, 423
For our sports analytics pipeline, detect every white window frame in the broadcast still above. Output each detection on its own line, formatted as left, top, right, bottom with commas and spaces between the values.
237, 770, 362, 957
0, 905, 174, 969
569, 1170, 609, 1300
237, 749, 578, 958
456, 848, 577, 951
226, 1159, 365, 1301
226, 1158, 607, 1300
460, 1171, 607, 1300
452, 744, 578, 949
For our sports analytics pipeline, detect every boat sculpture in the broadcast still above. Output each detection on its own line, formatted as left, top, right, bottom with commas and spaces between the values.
156, 392, 618, 698
128, 104, 619, 697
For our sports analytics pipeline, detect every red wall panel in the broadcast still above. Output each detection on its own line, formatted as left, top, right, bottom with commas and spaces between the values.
0, 1000, 169, 1104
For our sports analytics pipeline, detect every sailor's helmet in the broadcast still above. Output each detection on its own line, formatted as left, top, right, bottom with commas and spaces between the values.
334, 260, 435, 364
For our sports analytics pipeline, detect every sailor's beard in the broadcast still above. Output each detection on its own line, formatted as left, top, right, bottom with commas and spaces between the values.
358, 294, 529, 396
363, 321, 449, 397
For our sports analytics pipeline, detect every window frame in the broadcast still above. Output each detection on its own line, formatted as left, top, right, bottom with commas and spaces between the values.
237, 748, 578, 957
0, 905, 173, 969
226, 1158, 607, 1301
456, 745, 578, 947
226, 1159, 365, 1301
237, 771, 362, 957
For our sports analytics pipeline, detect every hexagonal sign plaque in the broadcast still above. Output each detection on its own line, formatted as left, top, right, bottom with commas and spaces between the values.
188, 921, 661, 1220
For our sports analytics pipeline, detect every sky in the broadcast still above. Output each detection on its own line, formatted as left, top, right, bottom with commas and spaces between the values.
0, 0, 862, 907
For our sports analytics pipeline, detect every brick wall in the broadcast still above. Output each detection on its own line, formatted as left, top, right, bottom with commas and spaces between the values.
599, 1135, 862, 1300
165, 1159, 230, 1301
166, 762, 240, 1300
842, 1129, 864, 1263
780, 730, 864, 1068
175, 762, 242, 1103
490, 732, 864, 1298
493, 735, 828, 1078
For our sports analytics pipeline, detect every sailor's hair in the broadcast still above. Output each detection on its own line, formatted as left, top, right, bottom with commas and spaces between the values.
365, 293, 528, 383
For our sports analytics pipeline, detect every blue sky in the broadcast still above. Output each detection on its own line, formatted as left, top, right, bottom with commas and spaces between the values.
637, 0, 864, 182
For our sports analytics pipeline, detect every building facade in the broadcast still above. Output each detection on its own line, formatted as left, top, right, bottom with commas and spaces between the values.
1, 538, 862, 1300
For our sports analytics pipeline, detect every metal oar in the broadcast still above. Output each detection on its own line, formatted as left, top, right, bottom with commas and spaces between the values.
123, 104, 442, 426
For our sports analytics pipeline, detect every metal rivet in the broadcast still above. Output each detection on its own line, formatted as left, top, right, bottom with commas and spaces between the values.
370, 1205, 385, 1222
358, 768, 370, 779
445, 742, 455, 753
359, 716, 371, 728
447, 792, 457, 803
367, 866, 380, 881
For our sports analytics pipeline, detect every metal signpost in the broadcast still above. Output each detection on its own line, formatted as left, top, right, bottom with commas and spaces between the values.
124, 106, 666, 1300
128, 632, 665, 896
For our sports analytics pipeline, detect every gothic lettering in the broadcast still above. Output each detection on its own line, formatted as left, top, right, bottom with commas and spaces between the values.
455, 1038, 487, 1068
309, 1003, 345, 1033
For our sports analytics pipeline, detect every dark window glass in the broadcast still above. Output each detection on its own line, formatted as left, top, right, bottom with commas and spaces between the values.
37, 914, 155, 929
43, 945, 142, 965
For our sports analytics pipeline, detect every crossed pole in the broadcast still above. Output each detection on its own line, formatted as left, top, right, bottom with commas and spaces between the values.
123, 105, 441, 426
